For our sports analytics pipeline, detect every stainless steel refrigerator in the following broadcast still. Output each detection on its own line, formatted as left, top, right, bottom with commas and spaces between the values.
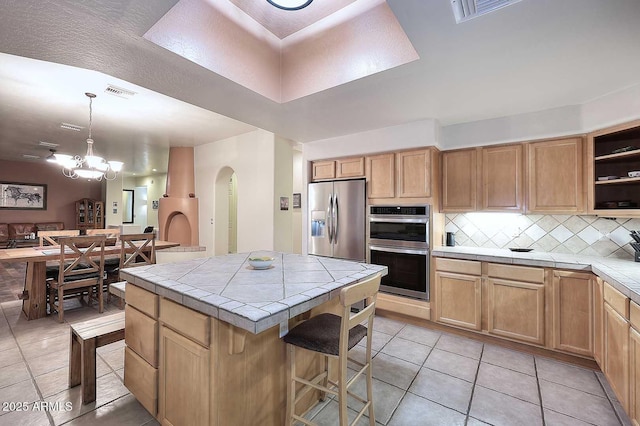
308, 178, 366, 261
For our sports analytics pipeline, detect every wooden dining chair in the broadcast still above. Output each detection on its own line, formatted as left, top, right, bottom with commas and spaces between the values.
108, 233, 156, 308
48, 235, 106, 323
38, 230, 80, 247
86, 228, 122, 282
283, 273, 381, 426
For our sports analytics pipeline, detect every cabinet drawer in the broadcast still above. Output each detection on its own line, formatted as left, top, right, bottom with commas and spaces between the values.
435, 258, 481, 276
604, 282, 630, 319
487, 263, 544, 284
126, 284, 158, 319
125, 305, 158, 367
125, 346, 157, 415
631, 301, 640, 331
160, 298, 210, 347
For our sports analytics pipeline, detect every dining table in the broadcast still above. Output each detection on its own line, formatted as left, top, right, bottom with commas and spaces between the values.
0, 239, 180, 320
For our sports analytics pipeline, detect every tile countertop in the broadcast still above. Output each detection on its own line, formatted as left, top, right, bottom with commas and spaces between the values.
433, 246, 640, 304
119, 252, 387, 334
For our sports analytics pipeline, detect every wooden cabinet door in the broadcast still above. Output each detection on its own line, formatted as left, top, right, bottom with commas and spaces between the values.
442, 149, 477, 212
594, 277, 604, 366
527, 137, 585, 213
604, 302, 630, 411
312, 160, 335, 181
397, 149, 431, 198
487, 278, 545, 345
482, 144, 523, 211
335, 157, 364, 179
552, 271, 593, 356
630, 327, 640, 426
366, 153, 395, 199
435, 271, 482, 330
159, 326, 210, 426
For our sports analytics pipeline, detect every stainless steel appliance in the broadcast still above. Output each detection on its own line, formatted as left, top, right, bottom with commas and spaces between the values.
308, 179, 366, 262
369, 205, 430, 300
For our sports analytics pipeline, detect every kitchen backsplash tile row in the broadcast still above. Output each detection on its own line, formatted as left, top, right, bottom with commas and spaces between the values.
444, 213, 640, 259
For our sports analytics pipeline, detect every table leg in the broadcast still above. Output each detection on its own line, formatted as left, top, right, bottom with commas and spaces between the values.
69, 331, 81, 388
81, 337, 97, 404
21, 261, 47, 320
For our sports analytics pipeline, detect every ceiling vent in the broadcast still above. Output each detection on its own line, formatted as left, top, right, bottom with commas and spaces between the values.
105, 85, 137, 99
451, 0, 522, 23
60, 122, 83, 132
38, 141, 59, 148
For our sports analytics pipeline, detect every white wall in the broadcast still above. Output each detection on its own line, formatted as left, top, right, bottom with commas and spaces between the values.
292, 149, 304, 254
136, 174, 167, 229
195, 129, 276, 255
105, 177, 123, 227
273, 136, 294, 252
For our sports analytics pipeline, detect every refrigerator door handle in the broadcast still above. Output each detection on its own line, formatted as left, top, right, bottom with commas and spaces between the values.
334, 194, 339, 243
327, 195, 334, 243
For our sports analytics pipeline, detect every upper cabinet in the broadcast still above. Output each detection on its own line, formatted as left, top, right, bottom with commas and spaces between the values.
482, 144, 524, 212
365, 153, 396, 199
442, 149, 478, 212
336, 157, 365, 179
311, 160, 335, 181
397, 149, 432, 198
527, 137, 585, 214
587, 119, 640, 217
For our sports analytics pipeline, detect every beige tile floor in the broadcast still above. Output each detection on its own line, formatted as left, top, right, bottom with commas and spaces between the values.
0, 298, 631, 426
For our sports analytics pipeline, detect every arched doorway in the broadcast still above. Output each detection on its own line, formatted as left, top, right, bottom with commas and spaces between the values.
214, 167, 237, 255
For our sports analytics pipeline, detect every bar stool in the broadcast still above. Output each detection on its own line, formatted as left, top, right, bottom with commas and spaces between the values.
283, 273, 381, 426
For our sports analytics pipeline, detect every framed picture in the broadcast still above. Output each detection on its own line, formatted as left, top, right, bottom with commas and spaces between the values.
0, 182, 47, 210
280, 196, 289, 211
152, 200, 159, 210
293, 193, 301, 209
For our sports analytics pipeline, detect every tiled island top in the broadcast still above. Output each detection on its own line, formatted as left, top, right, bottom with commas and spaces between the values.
120, 252, 387, 334
433, 246, 640, 304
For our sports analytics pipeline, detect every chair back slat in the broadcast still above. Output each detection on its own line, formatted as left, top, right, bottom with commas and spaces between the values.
338, 273, 381, 351
86, 228, 121, 240
119, 233, 156, 269
56, 235, 106, 287
38, 230, 80, 246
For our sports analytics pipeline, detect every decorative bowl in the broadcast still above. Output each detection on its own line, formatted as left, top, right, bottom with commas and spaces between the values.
248, 256, 275, 269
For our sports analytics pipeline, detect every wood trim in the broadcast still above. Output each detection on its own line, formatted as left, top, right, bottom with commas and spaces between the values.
376, 293, 430, 320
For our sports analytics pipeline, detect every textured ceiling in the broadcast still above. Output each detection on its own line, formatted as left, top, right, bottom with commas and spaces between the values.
228, 0, 357, 39
0, 0, 639, 172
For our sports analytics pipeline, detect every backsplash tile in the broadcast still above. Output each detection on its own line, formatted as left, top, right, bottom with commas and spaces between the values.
444, 213, 640, 259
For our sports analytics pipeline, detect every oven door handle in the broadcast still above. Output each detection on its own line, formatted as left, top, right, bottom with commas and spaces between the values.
369, 245, 429, 256
369, 217, 428, 224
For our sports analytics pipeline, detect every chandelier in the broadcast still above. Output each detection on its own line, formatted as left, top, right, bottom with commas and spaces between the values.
266, 0, 313, 10
53, 92, 123, 181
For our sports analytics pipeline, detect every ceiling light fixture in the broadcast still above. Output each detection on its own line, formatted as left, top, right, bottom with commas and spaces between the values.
46, 149, 57, 163
266, 0, 313, 11
53, 93, 123, 181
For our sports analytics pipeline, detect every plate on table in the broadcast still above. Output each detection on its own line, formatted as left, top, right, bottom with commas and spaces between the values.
509, 248, 533, 252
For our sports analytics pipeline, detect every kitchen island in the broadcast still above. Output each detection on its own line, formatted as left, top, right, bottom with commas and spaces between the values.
119, 252, 386, 426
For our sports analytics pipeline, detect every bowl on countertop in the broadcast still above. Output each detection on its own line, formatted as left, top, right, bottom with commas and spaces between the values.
509, 248, 533, 252
248, 256, 275, 269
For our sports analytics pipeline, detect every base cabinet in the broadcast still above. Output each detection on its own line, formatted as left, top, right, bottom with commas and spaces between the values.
604, 302, 630, 411
552, 271, 594, 357
158, 325, 210, 426
594, 278, 604, 365
630, 327, 640, 425
434, 266, 482, 331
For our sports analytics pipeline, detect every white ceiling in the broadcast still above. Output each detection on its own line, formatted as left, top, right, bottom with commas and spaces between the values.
0, 0, 639, 174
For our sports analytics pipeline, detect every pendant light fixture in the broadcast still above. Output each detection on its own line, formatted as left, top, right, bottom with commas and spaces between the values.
53, 93, 123, 181
266, 0, 313, 11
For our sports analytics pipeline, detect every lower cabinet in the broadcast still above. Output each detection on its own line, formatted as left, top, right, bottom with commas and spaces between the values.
552, 271, 593, 357
604, 301, 630, 411
594, 277, 604, 365
434, 259, 482, 330
630, 327, 640, 425
158, 325, 210, 426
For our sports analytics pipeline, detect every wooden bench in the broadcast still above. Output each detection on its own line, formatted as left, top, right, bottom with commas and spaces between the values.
109, 281, 126, 309
69, 312, 125, 404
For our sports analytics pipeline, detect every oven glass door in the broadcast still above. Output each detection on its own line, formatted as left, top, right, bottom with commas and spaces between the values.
370, 246, 428, 300
369, 220, 427, 243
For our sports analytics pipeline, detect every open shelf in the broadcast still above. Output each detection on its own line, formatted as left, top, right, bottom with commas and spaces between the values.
595, 149, 640, 162
595, 176, 640, 185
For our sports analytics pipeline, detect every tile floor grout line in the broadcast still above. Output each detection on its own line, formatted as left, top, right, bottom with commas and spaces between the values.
594, 370, 626, 426
463, 343, 484, 425
0, 301, 56, 426
533, 356, 546, 426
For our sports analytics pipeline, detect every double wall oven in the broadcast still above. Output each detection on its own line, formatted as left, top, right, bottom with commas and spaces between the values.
369, 205, 430, 300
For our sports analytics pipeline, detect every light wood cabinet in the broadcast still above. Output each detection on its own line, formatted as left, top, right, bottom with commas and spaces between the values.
76, 198, 104, 230
158, 325, 210, 426
434, 259, 482, 331
335, 157, 365, 179
397, 149, 432, 198
486, 263, 545, 345
442, 149, 478, 212
630, 326, 640, 425
482, 144, 524, 212
552, 271, 593, 357
311, 160, 335, 180
366, 153, 396, 199
527, 137, 585, 213
594, 277, 604, 365
604, 302, 630, 411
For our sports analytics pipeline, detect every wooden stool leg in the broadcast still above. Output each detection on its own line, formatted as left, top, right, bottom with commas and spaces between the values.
319, 355, 329, 401
57, 287, 64, 323
338, 351, 349, 426
81, 337, 97, 404
285, 344, 295, 426
69, 331, 81, 388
